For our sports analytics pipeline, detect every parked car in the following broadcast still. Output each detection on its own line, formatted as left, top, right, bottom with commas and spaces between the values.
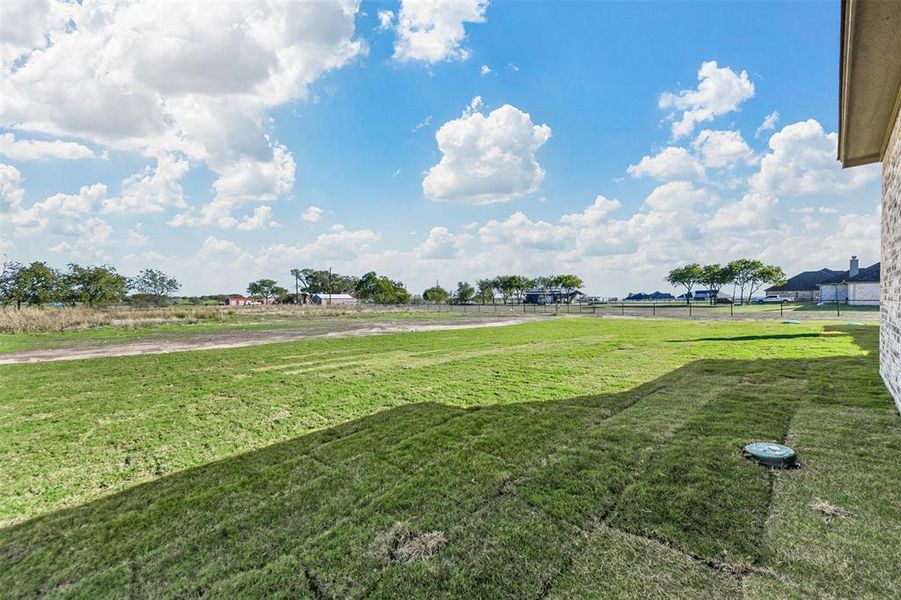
754, 295, 793, 304
714, 296, 733, 304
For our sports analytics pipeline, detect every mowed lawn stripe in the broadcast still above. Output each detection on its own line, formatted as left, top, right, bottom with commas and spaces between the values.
744, 403, 901, 598
514, 360, 729, 528
609, 360, 808, 565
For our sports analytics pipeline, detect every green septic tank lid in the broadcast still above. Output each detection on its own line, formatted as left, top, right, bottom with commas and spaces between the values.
782, 319, 801, 324
743, 442, 798, 469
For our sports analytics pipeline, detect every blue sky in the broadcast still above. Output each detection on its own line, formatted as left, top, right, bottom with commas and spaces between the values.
0, 1, 881, 295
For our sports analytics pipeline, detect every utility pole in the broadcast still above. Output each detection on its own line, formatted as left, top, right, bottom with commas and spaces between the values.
328, 267, 332, 305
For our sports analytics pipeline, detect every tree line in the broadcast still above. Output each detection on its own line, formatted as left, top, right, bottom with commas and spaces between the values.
286, 268, 412, 304
423, 274, 584, 304
665, 259, 786, 304
0, 261, 180, 309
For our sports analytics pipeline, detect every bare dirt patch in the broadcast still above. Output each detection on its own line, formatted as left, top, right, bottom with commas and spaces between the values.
0, 316, 536, 365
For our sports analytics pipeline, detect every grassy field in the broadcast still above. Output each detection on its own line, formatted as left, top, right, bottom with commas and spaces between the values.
0, 318, 898, 597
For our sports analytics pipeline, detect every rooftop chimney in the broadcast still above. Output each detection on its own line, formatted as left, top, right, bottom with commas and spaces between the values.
850, 256, 859, 278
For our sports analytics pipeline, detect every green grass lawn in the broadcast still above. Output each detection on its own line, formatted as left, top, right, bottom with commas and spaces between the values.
731, 301, 880, 314
0, 318, 898, 598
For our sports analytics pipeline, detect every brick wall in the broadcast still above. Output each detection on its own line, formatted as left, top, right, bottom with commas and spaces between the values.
882, 107, 901, 412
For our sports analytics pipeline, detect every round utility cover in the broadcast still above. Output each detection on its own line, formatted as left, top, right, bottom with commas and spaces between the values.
743, 442, 798, 468
782, 320, 800, 324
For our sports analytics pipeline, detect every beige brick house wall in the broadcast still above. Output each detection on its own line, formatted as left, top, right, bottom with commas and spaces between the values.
882, 108, 901, 411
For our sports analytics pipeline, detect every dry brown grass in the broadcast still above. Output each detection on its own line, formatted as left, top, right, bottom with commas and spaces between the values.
810, 498, 849, 520
0, 306, 226, 334
375, 522, 448, 564
0, 304, 388, 334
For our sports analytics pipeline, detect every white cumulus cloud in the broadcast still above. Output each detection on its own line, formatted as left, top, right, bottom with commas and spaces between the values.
749, 119, 878, 196
126, 224, 150, 247
423, 100, 551, 204
692, 130, 755, 168
659, 61, 755, 139
416, 226, 463, 258
392, 0, 488, 63
173, 144, 296, 228
560, 195, 622, 227
236, 205, 280, 231
479, 212, 567, 251
377, 9, 395, 31
302, 206, 323, 222
627, 147, 705, 180
755, 110, 780, 138
1, 0, 361, 225
705, 193, 777, 231
0, 133, 94, 161
102, 153, 190, 214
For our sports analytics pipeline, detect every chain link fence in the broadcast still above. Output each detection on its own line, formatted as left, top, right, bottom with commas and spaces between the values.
389, 300, 880, 321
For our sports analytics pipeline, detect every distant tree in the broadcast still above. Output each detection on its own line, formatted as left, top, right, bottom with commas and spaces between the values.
453, 281, 475, 304
727, 259, 763, 304
130, 268, 180, 307
354, 271, 381, 301
289, 268, 305, 298
666, 263, 703, 303
373, 278, 411, 304
65, 264, 129, 306
552, 274, 584, 302
0, 261, 23, 308
747, 264, 786, 303
355, 272, 411, 304
289, 268, 357, 295
247, 278, 280, 302
422, 285, 449, 304
533, 275, 555, 290
272, 286, 289, 303
494, 275, 518, 304
512, 275, 532, 302
1, 261, 61, 309
698, 264, 733, 304
476, 278, 495, 304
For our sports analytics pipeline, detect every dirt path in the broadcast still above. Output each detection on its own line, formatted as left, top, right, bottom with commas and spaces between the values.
0, 316, 539, 365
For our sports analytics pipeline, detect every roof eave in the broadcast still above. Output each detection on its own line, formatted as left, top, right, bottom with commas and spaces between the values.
837, 0, 901, 167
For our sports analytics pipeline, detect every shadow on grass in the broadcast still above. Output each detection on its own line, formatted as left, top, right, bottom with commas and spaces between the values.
0, 327, 892, 598
668, 333, 824, 343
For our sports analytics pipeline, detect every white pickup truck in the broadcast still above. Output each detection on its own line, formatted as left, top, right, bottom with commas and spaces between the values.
754, 295, 793, 304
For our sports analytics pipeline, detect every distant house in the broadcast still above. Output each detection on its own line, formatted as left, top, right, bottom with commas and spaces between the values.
224, 296, 252, 306
311, 293, 357, 305
765, 269, 844, 301
625, 291, 674, 301
648, 291, 675, 301
819, 258, 881, 305
524, 288, 583, 304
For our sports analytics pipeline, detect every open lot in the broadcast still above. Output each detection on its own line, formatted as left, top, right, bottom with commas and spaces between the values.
1, 318, 898, 597
0, 314, 532, 364
0, 307, 493, 354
